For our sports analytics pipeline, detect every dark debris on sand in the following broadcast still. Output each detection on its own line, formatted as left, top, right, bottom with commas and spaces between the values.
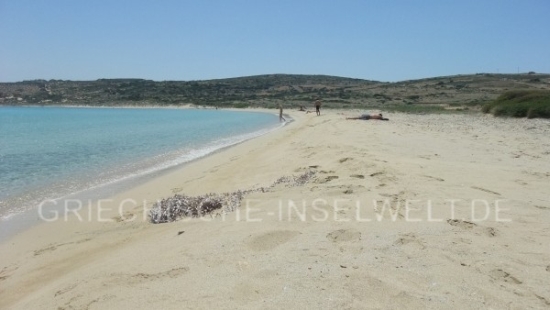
149, 170, 316, 224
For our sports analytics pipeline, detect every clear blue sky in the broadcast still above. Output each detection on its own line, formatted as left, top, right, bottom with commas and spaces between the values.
1, 0, 549, 82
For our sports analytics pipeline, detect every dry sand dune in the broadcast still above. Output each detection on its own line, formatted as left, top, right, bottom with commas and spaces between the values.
1, 110, 549, 309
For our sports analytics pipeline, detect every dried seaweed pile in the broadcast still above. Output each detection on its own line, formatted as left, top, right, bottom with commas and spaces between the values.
271, 170, 317, 187
149, 170, 316, 224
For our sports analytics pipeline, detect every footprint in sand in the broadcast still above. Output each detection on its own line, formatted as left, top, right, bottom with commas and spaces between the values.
34, 244, 58, 256
535, 294, 550, 306
58, 293, 116, 310
0, 266, 18, 281
421, 175, 445, 182
393, 233, 426, 250
471, 186, 501, 196
370, 171, 398, 185
33, 238, 92, 256
135, 267, 189, 280
339, 157, 353, 163
113, 267, 190, 286
55, 283, 78, 297
326, 229, 361, 243
447, 219, 498, 237
112, 212, 135, 222
317, 175, 339, 183
484, 227, 497, 237
344, 275, 425, 307
247, 230, 300, 251
514, 179, 528, 186
489, 268, 522, 284
447, 219, 476, 230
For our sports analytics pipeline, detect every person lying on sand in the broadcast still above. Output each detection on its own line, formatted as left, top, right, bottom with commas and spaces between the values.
346, 113, 389, 121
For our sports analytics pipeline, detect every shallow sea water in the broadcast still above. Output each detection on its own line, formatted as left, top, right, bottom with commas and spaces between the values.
0, 106, 280, 220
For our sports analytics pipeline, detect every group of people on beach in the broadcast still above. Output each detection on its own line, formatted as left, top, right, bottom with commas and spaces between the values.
282, 99, 320, 122
279, 98, 389, 122
297, 99, 322, 116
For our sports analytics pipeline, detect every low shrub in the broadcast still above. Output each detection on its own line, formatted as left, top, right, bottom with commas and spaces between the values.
482, 90, 550, 118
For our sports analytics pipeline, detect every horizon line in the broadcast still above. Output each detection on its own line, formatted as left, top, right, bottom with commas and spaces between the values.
1, 71, 549, 84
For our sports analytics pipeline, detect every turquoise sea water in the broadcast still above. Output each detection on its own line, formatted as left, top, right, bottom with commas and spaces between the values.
0, 106, 280, 220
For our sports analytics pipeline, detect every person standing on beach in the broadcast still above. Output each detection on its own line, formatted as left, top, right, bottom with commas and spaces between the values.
314, 99, 322, 116
279, 104, 286, 122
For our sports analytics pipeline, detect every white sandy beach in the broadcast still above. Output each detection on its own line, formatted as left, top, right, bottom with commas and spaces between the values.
1, 110, 549, 309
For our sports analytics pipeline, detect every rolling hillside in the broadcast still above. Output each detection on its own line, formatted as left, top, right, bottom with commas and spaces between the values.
1, 73, 549, 110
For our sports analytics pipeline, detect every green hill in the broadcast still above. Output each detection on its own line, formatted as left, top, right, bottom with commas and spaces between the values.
1, 73, 549, 111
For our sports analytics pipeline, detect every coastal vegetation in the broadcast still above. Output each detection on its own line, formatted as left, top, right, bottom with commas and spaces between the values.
482, 90, 550, 118
1, 73, 549, 113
